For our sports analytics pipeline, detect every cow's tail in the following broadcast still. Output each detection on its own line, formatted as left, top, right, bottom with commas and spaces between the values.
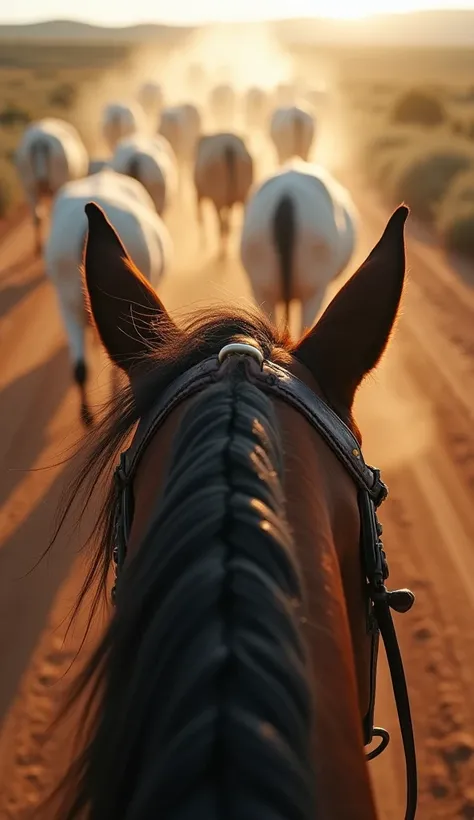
293, 112, 304, 159
127, 153, 141, 182
224, 143, 237, 204
222, 142, 237, 237
273, 194, 295, 329
31, 137, 51, 191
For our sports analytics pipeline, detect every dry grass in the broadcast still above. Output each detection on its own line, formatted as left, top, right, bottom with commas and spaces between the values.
437, 203, 474, 259
354, 73, 474, 260
436, 169, 474, 258
390, 87, 448, 128
438, 168, 474, 210
0, 45, 127, 219
388, 137, 474, 222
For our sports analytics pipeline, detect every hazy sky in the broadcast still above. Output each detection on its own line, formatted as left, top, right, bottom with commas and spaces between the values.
1, 0, 474, 26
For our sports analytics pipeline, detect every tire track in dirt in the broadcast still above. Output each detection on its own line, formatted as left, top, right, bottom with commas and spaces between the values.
351, 176, 474, 819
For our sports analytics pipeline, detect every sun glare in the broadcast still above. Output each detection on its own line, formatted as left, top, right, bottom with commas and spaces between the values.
154, 0, 439, 25
140, 0, 445, 25
4, 0, 470, 27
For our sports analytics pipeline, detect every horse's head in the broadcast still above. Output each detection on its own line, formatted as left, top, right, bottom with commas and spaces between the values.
56, 201, 411, 820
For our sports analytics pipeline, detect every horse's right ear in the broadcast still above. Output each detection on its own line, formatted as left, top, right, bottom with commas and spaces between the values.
83, 202, 176, 374
294, 205, 408, 412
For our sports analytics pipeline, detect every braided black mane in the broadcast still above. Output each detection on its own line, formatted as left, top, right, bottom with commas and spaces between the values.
54, 357, 313, 819
45, 307, 318, 818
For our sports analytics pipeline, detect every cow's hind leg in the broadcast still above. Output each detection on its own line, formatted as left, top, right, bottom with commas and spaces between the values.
54, 279, 92, 426
218, 207, 231, 258
196, 194, 206, 247
27, 193, 43, 257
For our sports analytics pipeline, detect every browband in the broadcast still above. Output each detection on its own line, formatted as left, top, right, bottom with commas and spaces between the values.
123, 356, 386, 504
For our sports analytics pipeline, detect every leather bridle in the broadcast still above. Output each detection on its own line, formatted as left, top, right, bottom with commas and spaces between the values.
110, 342, 417, 820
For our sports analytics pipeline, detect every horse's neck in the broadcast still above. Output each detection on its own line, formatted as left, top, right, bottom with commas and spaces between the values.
278, 402, 378, 819
128, 398, 378, 819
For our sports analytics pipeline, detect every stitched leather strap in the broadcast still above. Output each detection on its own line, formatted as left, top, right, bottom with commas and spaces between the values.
123, 356, 385, 503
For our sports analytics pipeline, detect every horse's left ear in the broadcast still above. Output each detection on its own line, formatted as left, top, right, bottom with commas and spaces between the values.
294, 205, 408, 411
83, 202, 176, 374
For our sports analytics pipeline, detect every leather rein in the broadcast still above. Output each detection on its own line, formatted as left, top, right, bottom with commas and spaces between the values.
110, 342, 417, 820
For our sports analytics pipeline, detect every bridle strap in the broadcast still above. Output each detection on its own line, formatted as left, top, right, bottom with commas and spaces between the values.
124, 357, 385, 503
113, 352, 417, 820
373, 593, 417, 820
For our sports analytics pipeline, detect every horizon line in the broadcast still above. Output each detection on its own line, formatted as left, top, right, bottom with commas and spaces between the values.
1, 8, 473, 29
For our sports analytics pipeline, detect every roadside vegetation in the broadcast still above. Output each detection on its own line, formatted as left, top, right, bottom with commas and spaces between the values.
354, 84, 474, 260
0, 42, 128, 221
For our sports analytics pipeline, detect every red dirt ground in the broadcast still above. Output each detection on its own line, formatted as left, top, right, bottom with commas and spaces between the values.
0, 143, 473, 819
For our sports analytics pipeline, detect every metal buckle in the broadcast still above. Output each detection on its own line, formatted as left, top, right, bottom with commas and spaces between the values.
218, 342, 264, 368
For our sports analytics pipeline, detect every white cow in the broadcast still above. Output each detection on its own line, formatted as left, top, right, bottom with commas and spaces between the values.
209, 84, 236, 128
15, 118, 89, 255
270, 105, 315, 164
240, 159, 357, 336
44, 169, 172, 426
101, 102, 146, 153
137, 81, 164, 118
111, 134, 178, 216
159, 104, 202, 188
194, 133, 254, 257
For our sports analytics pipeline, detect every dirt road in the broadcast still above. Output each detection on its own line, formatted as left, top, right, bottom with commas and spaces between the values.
0, 142, 473, 819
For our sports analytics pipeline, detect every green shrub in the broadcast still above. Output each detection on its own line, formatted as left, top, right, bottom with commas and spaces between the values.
435, 170, 474, 253
389, 139, 474, 222
0, 103, 31, 128
439, 169, 474, 212
48, 82, 76, 109
437, 203, 474, 259
390, 88, 447, 128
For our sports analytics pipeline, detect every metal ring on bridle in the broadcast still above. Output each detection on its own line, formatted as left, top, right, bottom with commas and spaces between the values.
218, 342, 264, 368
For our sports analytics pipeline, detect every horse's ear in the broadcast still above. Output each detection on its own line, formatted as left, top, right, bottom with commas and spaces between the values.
83, 201, 175, 374
294, 205, 408, 411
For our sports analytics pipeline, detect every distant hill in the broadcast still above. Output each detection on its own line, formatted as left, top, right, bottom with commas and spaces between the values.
1, 10, 474, 47
0, 19, 195, 43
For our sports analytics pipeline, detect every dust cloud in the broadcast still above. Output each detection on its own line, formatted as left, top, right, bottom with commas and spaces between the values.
68, 21, 350, 170
354, 339, 436, 470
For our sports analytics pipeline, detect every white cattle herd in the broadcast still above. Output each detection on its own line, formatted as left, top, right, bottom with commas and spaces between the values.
12, 76, 358, 426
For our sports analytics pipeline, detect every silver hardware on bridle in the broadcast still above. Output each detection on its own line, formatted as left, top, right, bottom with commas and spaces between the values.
218, 342, 264, 368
